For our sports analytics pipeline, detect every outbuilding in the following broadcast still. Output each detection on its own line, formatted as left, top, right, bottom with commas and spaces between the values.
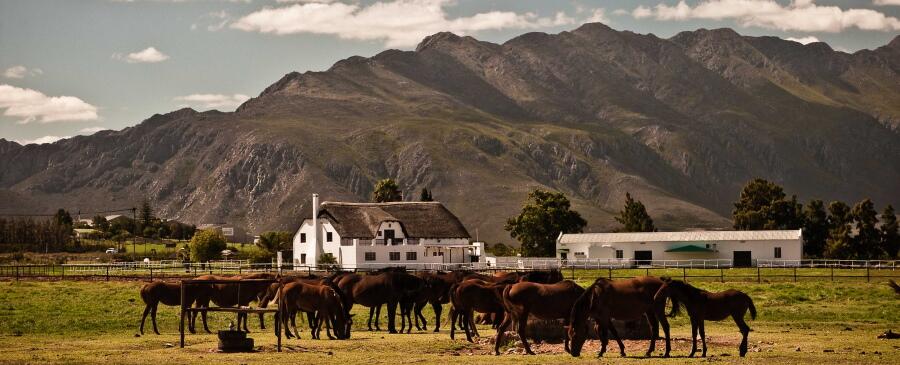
556, 230, 803, 267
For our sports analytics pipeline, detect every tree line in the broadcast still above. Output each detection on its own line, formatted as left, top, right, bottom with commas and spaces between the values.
0, 210, 76, 253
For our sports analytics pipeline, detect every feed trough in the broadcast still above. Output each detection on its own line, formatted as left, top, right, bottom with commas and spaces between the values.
217, 330, 253, 352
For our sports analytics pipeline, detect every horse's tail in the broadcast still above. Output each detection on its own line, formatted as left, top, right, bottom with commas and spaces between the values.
652, 282, 679, 317
667, 293, 681, 318
747, 294, 757, 320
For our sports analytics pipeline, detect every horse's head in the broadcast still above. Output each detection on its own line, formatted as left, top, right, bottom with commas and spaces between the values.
568, 284, 599, 357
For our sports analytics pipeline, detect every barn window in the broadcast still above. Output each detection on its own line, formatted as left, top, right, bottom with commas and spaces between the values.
326, 232, 333, 242
615, 250, 623, 259
390, 252, 401, 261
406, 252, 417, 260
774, 247, 782, 259
365, 252, 376, 261
300, 233, 306, 243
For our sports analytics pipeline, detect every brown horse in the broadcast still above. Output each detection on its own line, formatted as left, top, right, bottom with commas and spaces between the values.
495, 280, 584, 355
889, 280, 900, 295
139, 281, 183, 335
654, 278, 756, 357
276, 280, 352, 340
336, 270, 422, 333
189, 273, 276, 333
412, 271, 453, 332
567, 277, 673, 358
449, 279, 508, 342
259, 274, 332, 337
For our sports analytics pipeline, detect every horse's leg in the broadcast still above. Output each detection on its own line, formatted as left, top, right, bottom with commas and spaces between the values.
463, 310, 474, 343
699, 320, 708, 357
606, 318, 626, 357
202, 309, 211, 334
658, 310, 672, 357
241, 312, 250, 333
376, 305, 384, 332
563, 319, 571, 354
431, 302, 442, 332
689, 318, 698, 357
493, 311, 513, 356
387, 301, 398, 334
258, 312, 265, 330
367, 306, 375, 331
151, 304, 161, 335
598, 322, 608, 357
139, 303, 152, 335
645, 313, 659, 357
517, 313, 534, 355
449, 306, 457, 340
469, 311, 480, 338
735, 313, 751, 357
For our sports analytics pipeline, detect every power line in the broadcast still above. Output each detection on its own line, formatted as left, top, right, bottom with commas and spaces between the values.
0, 207, 135, 218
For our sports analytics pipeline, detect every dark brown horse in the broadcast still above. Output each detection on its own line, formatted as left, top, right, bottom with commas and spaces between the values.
412, 271, 453, 332
139, 281, 182, 335
449, 279, 508, 342
276, 280, 352, 340
889, 280, 900, 295
654, 278, 756, 357
568, 277, 673, 358
495, 280, 584, 355
336, 270, 422, 333
189, 273, 276, 333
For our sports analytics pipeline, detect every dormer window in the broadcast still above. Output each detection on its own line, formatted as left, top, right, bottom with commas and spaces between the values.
326, 232, 333, 242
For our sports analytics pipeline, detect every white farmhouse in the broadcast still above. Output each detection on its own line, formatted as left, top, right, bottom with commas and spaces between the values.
556, 230, 803, 267
293, 194, 483, 269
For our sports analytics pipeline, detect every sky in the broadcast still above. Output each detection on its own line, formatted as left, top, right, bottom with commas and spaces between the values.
1, 0, 899, 145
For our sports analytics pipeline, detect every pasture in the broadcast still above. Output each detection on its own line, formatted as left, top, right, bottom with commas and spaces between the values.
0, 275, 898, 364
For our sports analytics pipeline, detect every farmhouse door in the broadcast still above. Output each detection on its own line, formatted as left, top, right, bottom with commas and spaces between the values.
733, 251, 752, 267
634, 250, 652, 266
384, 229, 395, 245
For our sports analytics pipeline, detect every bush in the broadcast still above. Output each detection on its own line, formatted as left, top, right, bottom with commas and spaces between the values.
189, 230, 227, 263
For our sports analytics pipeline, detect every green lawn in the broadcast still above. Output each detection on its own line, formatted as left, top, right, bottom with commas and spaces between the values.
0, 280, 898, 364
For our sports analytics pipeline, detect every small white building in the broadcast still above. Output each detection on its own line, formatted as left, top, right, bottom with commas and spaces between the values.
293, 194, 483, 269
556, 230, 803, 267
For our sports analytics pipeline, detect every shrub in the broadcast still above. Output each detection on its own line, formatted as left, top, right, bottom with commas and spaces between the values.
189, 230, 227, 262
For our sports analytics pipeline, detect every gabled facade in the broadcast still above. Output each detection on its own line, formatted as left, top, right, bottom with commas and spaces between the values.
293, 194, 482, 269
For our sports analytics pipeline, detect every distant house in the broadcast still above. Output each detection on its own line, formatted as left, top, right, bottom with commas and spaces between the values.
293, 194, 483, 269
197, 223, 249, 243
74, 228, 100, 240
556, 230, 803, 267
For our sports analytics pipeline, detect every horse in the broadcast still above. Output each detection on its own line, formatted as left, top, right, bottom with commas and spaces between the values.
449, 279, 508, 342
276, 280, 352, 340
188, 273, 276, 333
259, 274, 332, 338
336, 269, 421, 333
889, 280, 900, 295
567, 276, 673, 358
653, 278, 756, 357
139, 281, 182, 335
412, 271, 454, 332
452, 269, 564, 330
494, 280, 584, 355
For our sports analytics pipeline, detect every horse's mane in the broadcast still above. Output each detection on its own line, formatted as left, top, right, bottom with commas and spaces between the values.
570, 281, 598, 324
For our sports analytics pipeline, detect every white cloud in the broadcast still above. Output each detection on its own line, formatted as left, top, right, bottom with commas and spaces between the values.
113, 47, 170, 63
0, 84, 99, 123
78, 126, 108, 135
174, 93, 250, 110
874, 0, 900, 6
632, 0, 900, 33
3, 66, 42, 79
612, 9, 630, 16
15, 135, 69, 145
231, 0, 578, 47
585, 9, 610, 24
785, 35, 820, 44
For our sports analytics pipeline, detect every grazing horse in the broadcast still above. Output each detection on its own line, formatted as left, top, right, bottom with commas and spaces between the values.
259, 274, 332, 337
495, 280, 584, 355
654, 278, 756, 357
189, 273, 276, 333
139, 281, 182, 335
337, 270, 421, 333
449, 279, 508, 342
276, 280, 352, 340
567, 277, 673, 358
412, 271, 453, 332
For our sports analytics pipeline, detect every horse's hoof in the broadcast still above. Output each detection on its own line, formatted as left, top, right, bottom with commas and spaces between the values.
526, 351, 536, 356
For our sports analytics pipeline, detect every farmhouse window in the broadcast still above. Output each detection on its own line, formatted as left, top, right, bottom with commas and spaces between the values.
300, 254, 307, 264
300, 233, 306, 243
406, 252, 417, 260
615, 250, 623, 259
365, 252, 376, 261
390, 252, 401, 261
326, 232, 333, 242
774, 247, 782, 259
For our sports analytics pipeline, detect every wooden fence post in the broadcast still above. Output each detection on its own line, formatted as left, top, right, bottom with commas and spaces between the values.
720, 268, 724, 283
757, 265, 761, 283
607, 267, 612, 279
831, 265, 834, 281
106, 265, 110, 281
866, 263, 870, 283
793, 267, 797, 282
179, 281, 186, 348
682, 267, 687, 282
61, 265, 65, 280
149, 267, 153, 281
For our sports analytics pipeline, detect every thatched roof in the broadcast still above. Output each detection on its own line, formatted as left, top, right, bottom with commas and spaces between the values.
312, 201, 470, 239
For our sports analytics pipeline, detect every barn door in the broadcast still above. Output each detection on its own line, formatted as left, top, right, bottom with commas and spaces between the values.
733, 251, 752, 267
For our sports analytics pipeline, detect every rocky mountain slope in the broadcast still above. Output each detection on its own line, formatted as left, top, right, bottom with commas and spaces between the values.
2, 23, 899, 244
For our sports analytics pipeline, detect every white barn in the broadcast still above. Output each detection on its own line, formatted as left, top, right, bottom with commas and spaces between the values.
293, 194, 484, 269
556, 230, 803, 267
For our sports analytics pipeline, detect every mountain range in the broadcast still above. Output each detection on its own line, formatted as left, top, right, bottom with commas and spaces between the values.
2, 23, 899, 244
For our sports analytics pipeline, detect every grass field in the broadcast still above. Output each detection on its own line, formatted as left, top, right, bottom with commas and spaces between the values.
0, 277, 898, 364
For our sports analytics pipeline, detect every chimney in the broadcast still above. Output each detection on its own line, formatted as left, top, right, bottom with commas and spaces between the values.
311, 193, 321, 266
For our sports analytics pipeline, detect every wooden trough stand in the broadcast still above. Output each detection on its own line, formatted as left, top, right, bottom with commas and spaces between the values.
178, 278, 285, 352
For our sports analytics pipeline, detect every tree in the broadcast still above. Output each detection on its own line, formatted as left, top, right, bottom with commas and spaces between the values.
372, 179, 402, 202
53, 209, 73, 227
189, 229, 227, 262
92, 215, 110, 233
732, 178, 803, 230
139, 199, 153, 233
825, 201, 853, 259
614, 192, 656, 232
256, 231, 293, 255
851, 199, 881, 259
802, 200, 828, 258
881, 205, 899, 259
486, 243, 516, 257
420, 188, 433, 202
505, 189, 586, 257
319, 252, 338, 266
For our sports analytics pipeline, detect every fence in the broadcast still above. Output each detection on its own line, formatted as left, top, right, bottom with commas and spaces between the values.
0, 258, 898, 282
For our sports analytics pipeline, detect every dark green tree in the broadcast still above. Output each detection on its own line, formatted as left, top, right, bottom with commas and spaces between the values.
505, 189, 586, 257
91, 215, 110, 233
139, 199, 153, 232
802, 200, 828, 258
318, 252, 338, 266
614, 192, 656, 232
487, 243, 516, 257
825, 201, 853, 259
732, 178, 803, 230
372, 179, 402, 203
420, 188, 433, 202
851, 199, 881, 259
53, 209, 73, 227
880, 205, 899, 259
189, 229, 227, 262
256, 231, 293, 255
